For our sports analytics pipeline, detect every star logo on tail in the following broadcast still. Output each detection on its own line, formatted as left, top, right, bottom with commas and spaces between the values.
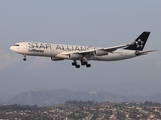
135, 39, 144, 48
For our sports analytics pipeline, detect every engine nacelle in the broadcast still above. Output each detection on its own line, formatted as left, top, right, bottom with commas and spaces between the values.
69, 54, 83, 59
51, 57, 64, 61
95, 49, 108, 56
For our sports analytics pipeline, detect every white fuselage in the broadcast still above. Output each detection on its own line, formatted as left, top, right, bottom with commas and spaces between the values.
10, 31, 155, 68
10, 42, 137, 61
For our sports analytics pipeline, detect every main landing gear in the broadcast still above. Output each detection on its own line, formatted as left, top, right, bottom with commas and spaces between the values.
72, 60, 80, 68
72, 60, 91, 68
81, 60, 91, 68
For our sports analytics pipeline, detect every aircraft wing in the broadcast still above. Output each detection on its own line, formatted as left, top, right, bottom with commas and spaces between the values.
56, 44, 129, 57
100, 44, 129, 52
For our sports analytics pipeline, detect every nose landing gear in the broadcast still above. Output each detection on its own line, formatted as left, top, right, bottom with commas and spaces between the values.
23, 55, 27, 61
23, 58, 27, 61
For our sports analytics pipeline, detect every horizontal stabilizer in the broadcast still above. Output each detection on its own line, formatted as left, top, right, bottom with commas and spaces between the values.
135, 50, 157, 56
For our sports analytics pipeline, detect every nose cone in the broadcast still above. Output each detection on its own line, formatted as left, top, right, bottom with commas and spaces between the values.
10, 46, 14, 51
10, 46, 16, 52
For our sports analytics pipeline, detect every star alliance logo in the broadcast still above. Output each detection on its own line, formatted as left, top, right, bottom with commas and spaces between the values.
135, 39, 144, 48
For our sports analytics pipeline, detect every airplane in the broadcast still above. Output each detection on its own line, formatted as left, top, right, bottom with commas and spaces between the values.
10, 31, 156, 68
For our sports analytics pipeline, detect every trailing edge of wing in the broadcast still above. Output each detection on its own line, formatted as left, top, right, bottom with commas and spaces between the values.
59, 44, 129, 55
101, 44, 129, 52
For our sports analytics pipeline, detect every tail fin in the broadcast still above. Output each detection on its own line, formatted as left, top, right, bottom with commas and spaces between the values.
124, 31, 150, 51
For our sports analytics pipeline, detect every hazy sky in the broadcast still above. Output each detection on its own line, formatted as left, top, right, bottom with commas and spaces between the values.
0, 0, 161, 97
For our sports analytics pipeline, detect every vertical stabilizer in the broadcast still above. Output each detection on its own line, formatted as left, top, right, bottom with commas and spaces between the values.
124, 32, 150, 51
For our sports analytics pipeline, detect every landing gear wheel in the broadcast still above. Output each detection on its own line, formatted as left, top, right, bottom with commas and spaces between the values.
86, 64, 91, 68
72, 62, 76, 66
23, 58, 27, 61
76, 65, 80, 68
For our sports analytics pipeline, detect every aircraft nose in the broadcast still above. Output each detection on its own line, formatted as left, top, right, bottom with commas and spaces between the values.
10, 46, 14, 51
10, 46, 16, 52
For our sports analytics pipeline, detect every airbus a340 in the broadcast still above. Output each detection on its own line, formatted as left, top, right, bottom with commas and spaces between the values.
10, 31, 156, 68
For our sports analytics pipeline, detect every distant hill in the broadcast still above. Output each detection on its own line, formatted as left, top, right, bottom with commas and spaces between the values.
3, 89, 161, 106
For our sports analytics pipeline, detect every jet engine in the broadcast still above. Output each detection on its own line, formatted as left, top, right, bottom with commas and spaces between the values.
69, 54, 83, 59
95, 49, 108, 56
51, 57, 64, 61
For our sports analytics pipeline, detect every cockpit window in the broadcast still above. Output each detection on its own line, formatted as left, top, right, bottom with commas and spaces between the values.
14, 44, 19, 46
